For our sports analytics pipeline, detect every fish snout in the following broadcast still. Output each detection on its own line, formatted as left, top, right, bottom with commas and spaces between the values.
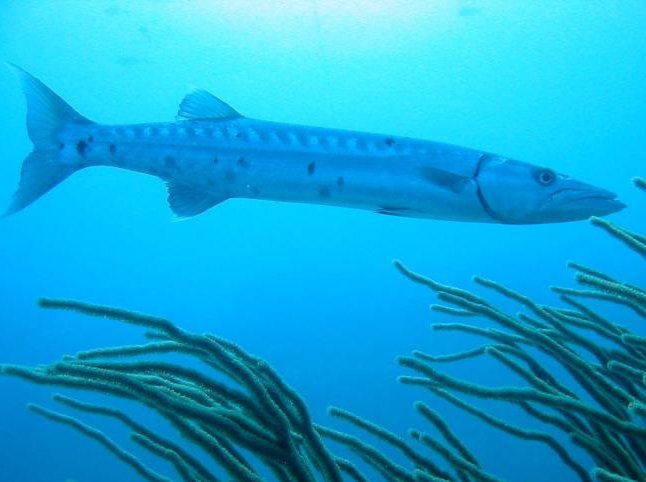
554, 184, 626, 220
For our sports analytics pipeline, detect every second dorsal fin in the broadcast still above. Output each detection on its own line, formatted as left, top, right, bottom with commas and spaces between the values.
177, 89, 241, 120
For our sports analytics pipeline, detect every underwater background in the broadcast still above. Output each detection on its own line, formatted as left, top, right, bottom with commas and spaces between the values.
0, 1, 644, 481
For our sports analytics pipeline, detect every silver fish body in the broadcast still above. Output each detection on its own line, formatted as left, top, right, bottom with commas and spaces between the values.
5, 65, 625, 224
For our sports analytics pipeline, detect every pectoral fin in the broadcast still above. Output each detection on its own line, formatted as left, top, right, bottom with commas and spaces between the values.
166, 182, 226, 218
417, 166, 472, 193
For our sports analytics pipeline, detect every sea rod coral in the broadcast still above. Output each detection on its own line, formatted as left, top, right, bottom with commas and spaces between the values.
392, 177, 646, 482
1, 177, 644, 481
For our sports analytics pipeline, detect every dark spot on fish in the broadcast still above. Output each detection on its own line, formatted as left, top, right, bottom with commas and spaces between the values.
250, 186, 260, 195
149, 126, 158, 136
87, 135, 94, 143
384, 137, 395, 146
336, 176, 345, 188
186, 127, 196, 137
164, 155, 177, 169
237, 156, 249, 168
76, 140, 88, 157
132, 127, 142, 137
109, 144, 116, 155
307, 161, 316, 175
58, 143, 65, 150
318, 186, 331, 199
235, 132, 242, 139
225, 169, 236, 181
212, 156, 219, 164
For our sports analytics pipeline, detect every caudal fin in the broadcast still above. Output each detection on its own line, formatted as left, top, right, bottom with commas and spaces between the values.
4, 64, 91, 217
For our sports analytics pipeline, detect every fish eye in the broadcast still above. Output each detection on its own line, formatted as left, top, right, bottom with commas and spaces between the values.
536, 168, 556, 186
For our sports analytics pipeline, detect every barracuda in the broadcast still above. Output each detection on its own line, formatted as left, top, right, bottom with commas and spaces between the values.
4, 65, 625, 223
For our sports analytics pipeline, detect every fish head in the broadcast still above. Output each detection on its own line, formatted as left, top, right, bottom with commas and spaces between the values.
475, 154, 626, 224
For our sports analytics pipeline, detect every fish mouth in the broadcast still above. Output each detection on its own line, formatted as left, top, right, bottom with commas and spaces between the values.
551, 187, 626, 217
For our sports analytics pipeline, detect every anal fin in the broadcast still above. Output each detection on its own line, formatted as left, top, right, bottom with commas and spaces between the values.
166, 182, 225, 218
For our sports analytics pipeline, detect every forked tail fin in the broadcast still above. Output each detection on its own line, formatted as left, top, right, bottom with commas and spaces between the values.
3, 64, 91, 217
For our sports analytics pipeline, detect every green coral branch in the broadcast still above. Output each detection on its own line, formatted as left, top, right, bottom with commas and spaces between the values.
409, 429, 501, 482
327, 406, 453, 480
398, 358, 645, 437
413, 401, 479, 468
27, 403, 173, 482
52, 394, 221, 482
333, 457, 370, 482
130, 432, 209, 482
432, 289, 635, 422
3, 299, 345, 482
592, 466, 642, 482
395, 181, 646, 481
413, 345, 490, 363
315, 423, 415, 482
551, 286, 646, 317
590, 217, 646, 258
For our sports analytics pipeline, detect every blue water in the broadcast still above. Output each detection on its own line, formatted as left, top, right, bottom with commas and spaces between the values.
0, 2, 644, 481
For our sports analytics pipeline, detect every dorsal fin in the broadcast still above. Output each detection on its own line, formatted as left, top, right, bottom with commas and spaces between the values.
177, 89, 241, 120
